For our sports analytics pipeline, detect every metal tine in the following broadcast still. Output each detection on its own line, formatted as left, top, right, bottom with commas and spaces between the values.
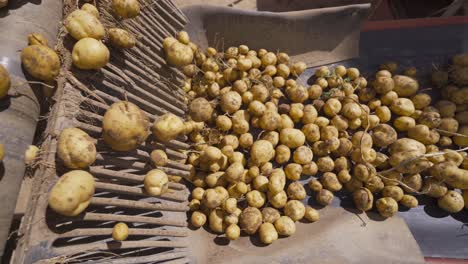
159, 0, 189, 23
89, 197, 188, 212
142, 0, 185, 29
58, 228, 188, 238
52, 240, 188, 256
78, 109, 103, 122
81, 212, 187, 227
136, 8, 172, 38
91, 165, 191, 182
95, 153, 191, 172
140, 0, 180, 35
127, 17, 166, 46
91, 251, 188, 264
97, 143, 187, 162
94, 182, 187, 202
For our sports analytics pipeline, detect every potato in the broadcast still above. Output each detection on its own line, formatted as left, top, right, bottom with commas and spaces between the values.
24, 145, 39, 165
292, 146, 313, 165
0, 64, 10, 99
57, 127, 96, 169
21, 45, 60, 81
220, 91, 242, 114
221, 135, 239, 150
376, 197, 398, 218
239, 207, 262, 235
321, 172, 342, 192
259, 110, 281, 131
302, 123, 320, 143
284, 200, 305, 221
144, 169, 168, 196
224, 162, 243, 183
285, 163, 302, 181
259, 222, 278, 244
209, 209, 226, 233
389, 138, 425, 155
269, 169, 286, 194
345, 178, 363, 192
454, 126, 468, 147
316, 189, 334, 206
216, 115, 232, 132
280, 128, 305, 149
27, 33, 49, 46
390, 98, 415, 116
393, 75, 419, 97
164, 38, 194, 67
107, 28, 135, 49
152, 113, 185, 142
352, 188, 373, 211
112, 0, 140, 18
373, 76, 394, 94
400, 195, 418, 208
438, 190, 464, 213
72, 38, 109, 70
422, 178, 448, 198
64, 10, 105, 40
275, 145, 291, 164
316, 156, 334, 173
191, 211, 207, 228
436, 100, 456, 118
48, 170, 95, 216
430, 162, 468, 189
249, 140, 275, 166
274, 216, 296, 236
372, 124, 397, 147
303, 161, 318, 176
393, 116, 416, 131
287, 181, 306, 200
418, 111, 442, 129
408, 125, 440, 145
375, 106, 391, 123
225, 224, 240, 240
381, 186, 404, 202
246, 190, 266, 208
323, 98, 342, 117
112, 222, 129, 241
380, 91, 398, 106
411, 93, 431, 110
252, 175, 268, 193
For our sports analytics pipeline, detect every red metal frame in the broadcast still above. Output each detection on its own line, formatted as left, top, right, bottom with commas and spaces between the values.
363, 15, 468, 32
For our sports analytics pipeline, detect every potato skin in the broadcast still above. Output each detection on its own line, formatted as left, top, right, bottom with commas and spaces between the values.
112, 222, 129, 241
0, 64, 10, 99
144, 169, 169, 196
392, 75, 419, 97
280, 128, 306, 148
438, 190, 464, 213
103, 101, 149, 151
274, 216, 296, 236
27, 33, 49, 46
262, 207, 280, 224
72, 38, 110, 70
259, 222, 278, 244
112, 0, 140, 18
64, 10, 105, 40
239, 207, 262, 235
189, 97, 213, 122
152, 113, 184, 142
376, 197, 398, 218
21, 45, 60, 81
57, 127, 96, 169
353, 188, 373, 211
48, 170, 95, 216
108, 28, 136, 49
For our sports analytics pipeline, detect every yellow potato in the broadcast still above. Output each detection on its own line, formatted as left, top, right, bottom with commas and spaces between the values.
284, 200, 305, 221
250, 140, 274, 166
239, 207, 262, 235
274, 216, 296, 236
112, 0, 140, 18
0, 64, 10, 99
72, 38, 109, 70
103, 101, 149, 151
48, 170, 95, 216
375, 197, 398, 218
64, 10, 105, 40
259, 222, 278, 244
112, 222, 129, 241
21, 45, 60, 81
27, 33, 49, 46
81, 3, 99, 17
143, 169, 169, 196
108, 28, 136, 49
280, 128, 305, 148
209, 209, 226, 233
262, 207, 280, 224
57, 127, 96, 169
353, 188, 373, 211
438, 190, 464, 213
225, 224, 240, 240
191, 211, 207, 228
392, 75, 419, 97
152, 113, 185, 142
164, 38, 194, 67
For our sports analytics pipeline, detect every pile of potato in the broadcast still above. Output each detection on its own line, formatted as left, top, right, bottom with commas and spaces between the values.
159, 30, 468, 244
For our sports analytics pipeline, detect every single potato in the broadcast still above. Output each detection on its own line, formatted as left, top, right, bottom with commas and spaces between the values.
57, 127, 96, 169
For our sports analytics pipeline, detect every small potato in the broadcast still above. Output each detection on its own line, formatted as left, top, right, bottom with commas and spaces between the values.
238, 133, 253, 149
376, 197, 398, 218
150, 149, 168, 167
372, 124, 397, 147
246, 190, 266, 208
289, 103, 304, 123
64, 10, 105, 40
48, 170, 95, 216
112, 0, 140, 18
345, 178, 363, 192
303, 161, 318, 176
191, 187, 205, 201
321, 172, 342, 192
225, 224, 240, 240
259, 222, 278, 244
250, 140, 275, 166
269, 169, 286, 194
285, 163, 302, 181
365, 176, 384, 193
393, 75, 419, 97
316, 189, 334, 206
302, 123, 320, 143
152, 113, 184, 143
337, 170, 351, 184
280, 128, 305, 148
353, 188, 373, 211
402, 174, 422, 193
317, 156, 334, 173
57, 128, 96, 169
380, 91, 398, 106
262, 131, 280, 147
390, 98, 415, 116
24, 145, 39, 165
274, 216, 296, 236
291, 61, 307, 76
275, 144, 291, 164
268, 190, 288, 209
341, 102, 362, 120
220, 91, 242, 114
393, 116, 416, 131
144, 169, 169, 196
209, 209, 226, 233
376, 106, 391, 123
108, 28, 135, 49
400, 195, 418, 208
287, 182, 306, 200
418, 111, 442, 128
216, 115, 232, 131
382, 186, 404, 202
308, 178, 323, 192
411, 93, 431, 110
438, 190, 464, 213
221, 135, 239, 150
222, 198, 238, 214
454, 126, 468, 147
284, 200, 305, 221
438, 118, 459, 136
239, 207, 263, 235
259, 110, 281, 131
373, 76, 394, 94
72, 38, 109, 70
0, 65, 10, 99
293, 146, 313, 164
436, 100, 456, 118
189, 97, 214, 122
191, 210, 206, 227
112, 222, 129, 241
225, 162, 244, 183
262, 207, 281, 224
408, 125, 440, 145
21, 45, 60, 81
323, 98, 342, 117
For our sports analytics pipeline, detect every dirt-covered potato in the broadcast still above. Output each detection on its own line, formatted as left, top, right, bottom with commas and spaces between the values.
191, 211, 207, 228
21, 45, 60, 81
287, 181, 306, 200
353, 188, 373, 211
250, 140, 275, 166
64, 10, 105, 40
407, 124, 440, 145
103, 101, 149, 151
259, 222, 278, 244
57, 127, 96, 169
48, 170, 95, 216
152, 113, 185, 142
163, 37, 194, 67
112, 0, 140, 18
0, 65, 10, 99
400, 195, 418, 208
27, 33, 49, 46
275, 144, 291, 164
284, 200, 305, 221
321, 172, 342, 192
144, 169, 168, 196
390, 98, 415, 116
285, 163, 302, 181
239, 207, 262, 235
108, 28, 135, 49
72, 38, 110, 70
392, 75, 419, 97
382, 186, 404, 202
274, 216, 296, 236
308, 178, 323, 192
376, 197, 398, 218
293, 146, 313, 164
262, 207, 281, 224
246, 190, 266, 208
112, 222, 129, 241
225, 224, 240, 240
280, 128, 305, 148
454, 126, 468, 147
316, 189, 334, 206
373, 76, 394, 94
372, 124, 397, 147
438, 190, 464, 213
303, 206, 319, 222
